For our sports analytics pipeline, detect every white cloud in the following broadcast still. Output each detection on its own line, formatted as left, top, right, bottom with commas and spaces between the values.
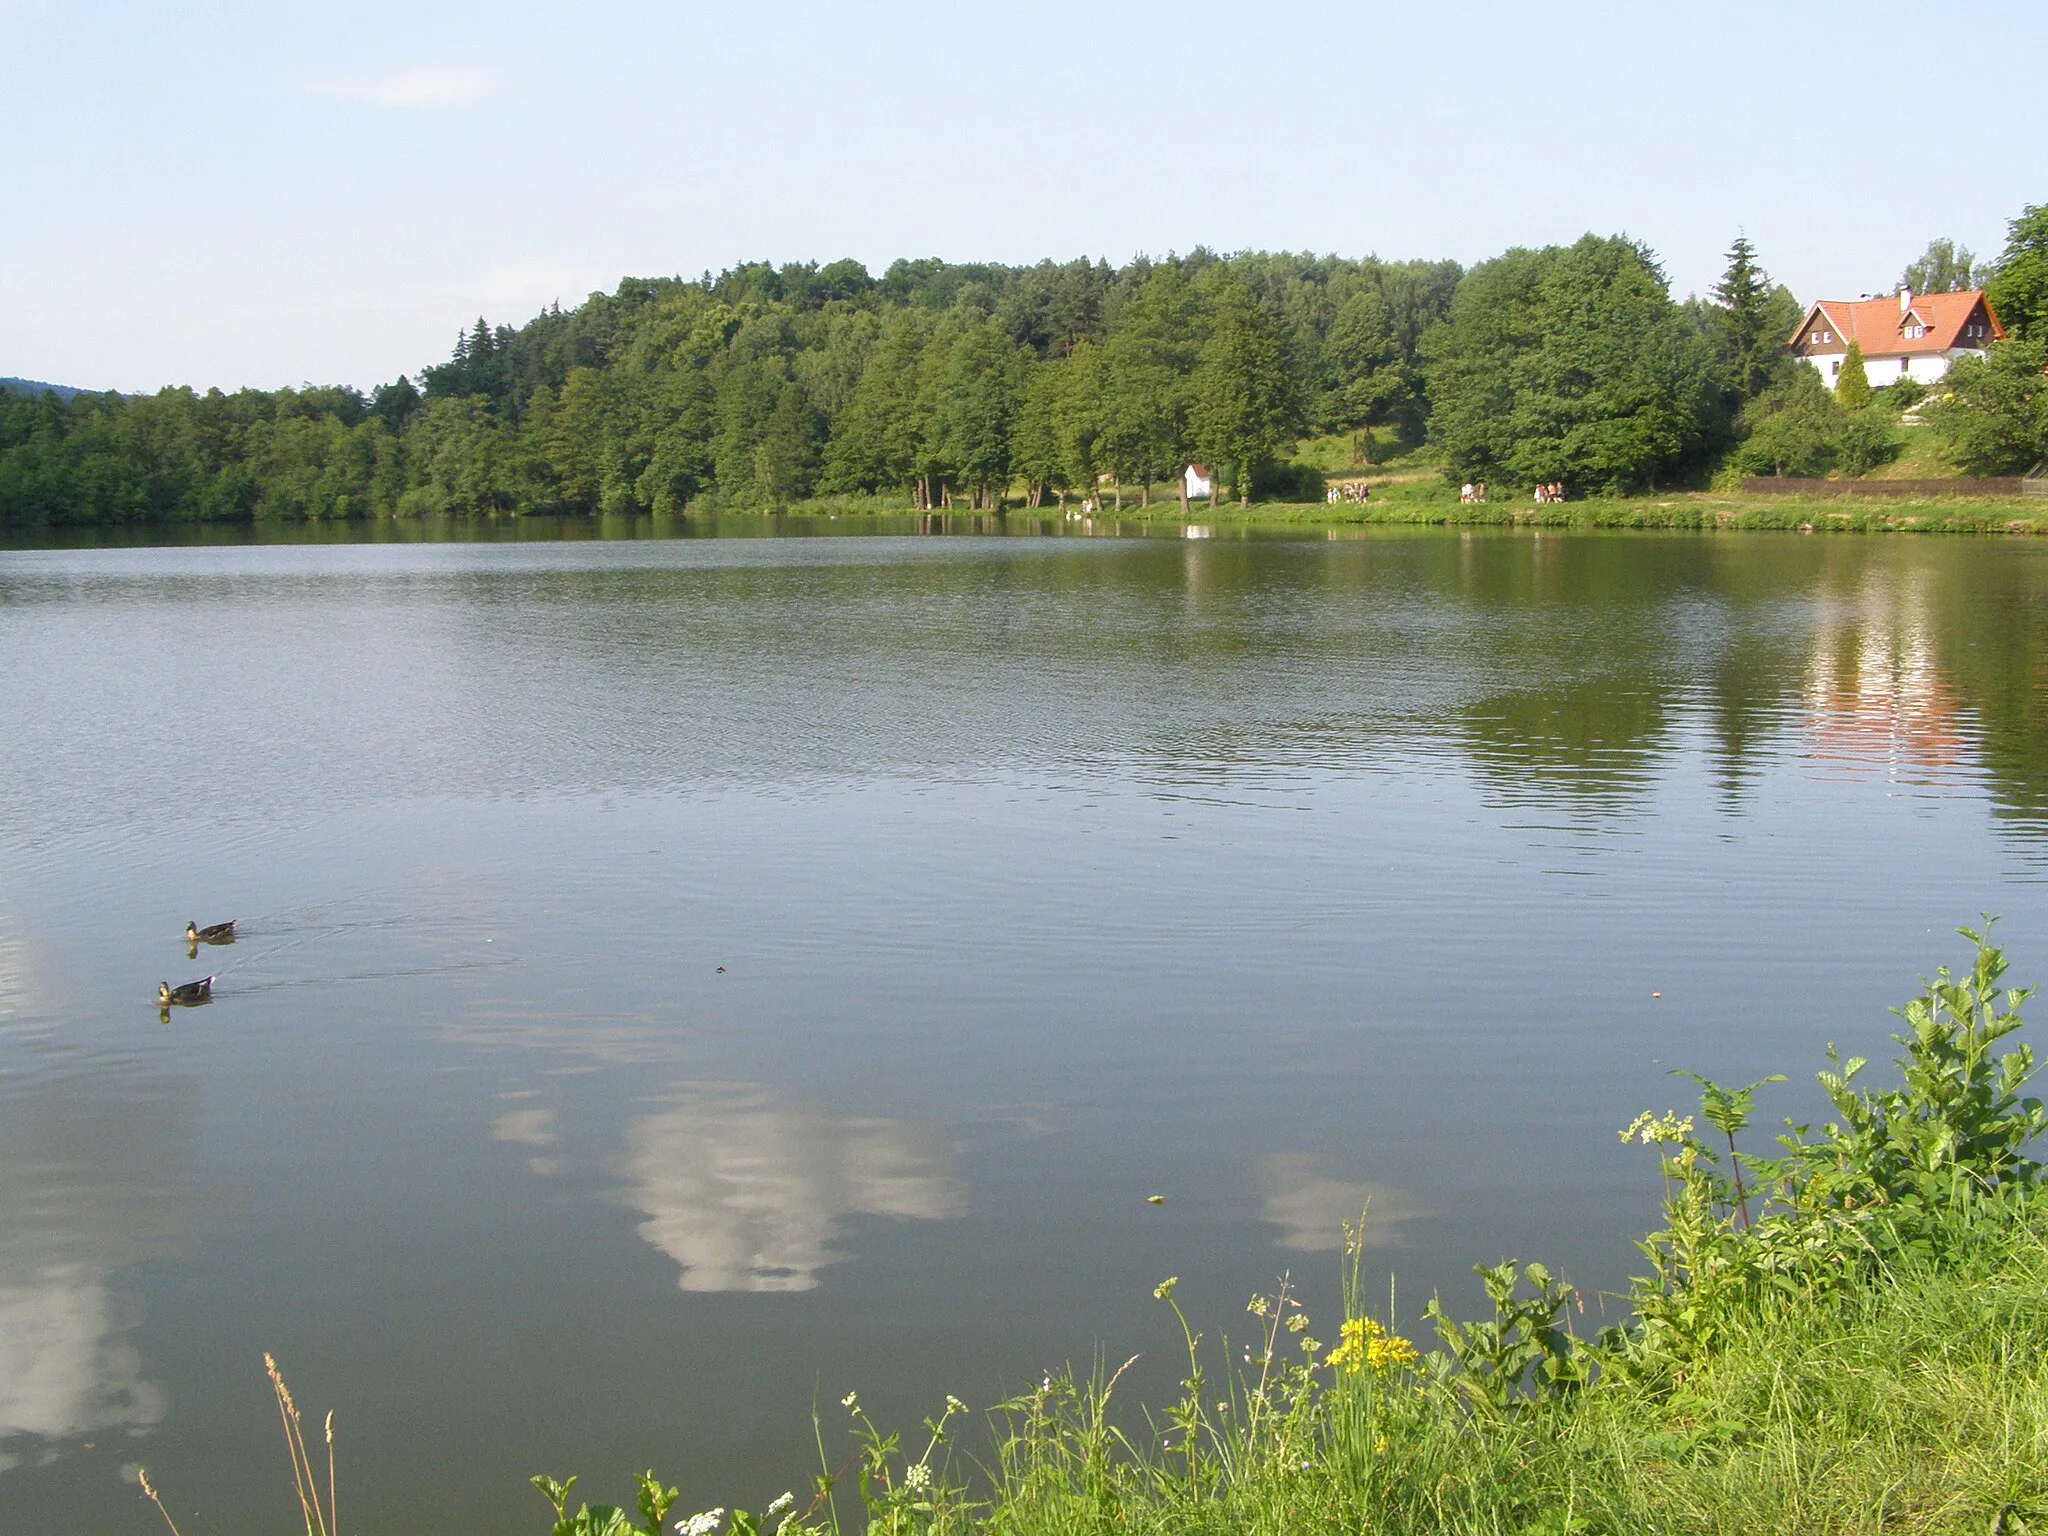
0, 1083, 188, 1468
490, 1107, 557, 1147
1257, 1154, 1419, 1253
0, 1267, 165, 1453
304, 65, 498, 109
622, 1085, 962, 1293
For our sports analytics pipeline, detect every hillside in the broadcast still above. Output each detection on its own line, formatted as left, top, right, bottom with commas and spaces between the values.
1, 376, 86, 403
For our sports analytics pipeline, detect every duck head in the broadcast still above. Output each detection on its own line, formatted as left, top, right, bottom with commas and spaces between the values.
157, 982, 172, 1004
184, 921, 199, 942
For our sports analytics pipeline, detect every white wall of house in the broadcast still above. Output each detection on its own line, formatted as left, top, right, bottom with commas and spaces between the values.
1183, 465, 1212, 498
1800, 349, 1983, 391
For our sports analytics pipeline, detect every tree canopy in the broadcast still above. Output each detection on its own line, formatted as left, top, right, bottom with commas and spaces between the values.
1986, 204, 2048, 343
10, 202, 2047, 525
0, 250, 1460, 524
1424, 235, 1728, 493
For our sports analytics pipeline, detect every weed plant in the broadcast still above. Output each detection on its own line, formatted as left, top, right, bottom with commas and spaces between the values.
538, 922, 2048, 1536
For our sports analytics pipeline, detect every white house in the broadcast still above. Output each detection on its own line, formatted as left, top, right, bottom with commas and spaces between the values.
1789, 289, 2003, 391
1183, 463, 1213, 499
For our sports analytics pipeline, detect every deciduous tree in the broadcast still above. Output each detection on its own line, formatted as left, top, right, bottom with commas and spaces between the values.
1190, 273, 1292, 505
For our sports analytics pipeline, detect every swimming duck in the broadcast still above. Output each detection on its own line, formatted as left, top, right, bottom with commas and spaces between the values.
158, 977, 214, 1007
186, 919, 236, 945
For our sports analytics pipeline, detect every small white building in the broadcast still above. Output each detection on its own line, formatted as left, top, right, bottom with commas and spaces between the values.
1790, 289, 2003, 391
1183, 463, 1213, 499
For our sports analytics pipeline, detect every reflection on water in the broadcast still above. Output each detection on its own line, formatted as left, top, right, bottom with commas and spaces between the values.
0, 919, 40, 1040
1805, 568, 1964, 780
0, 1269, 163, 1469
0, 1084, 186, 1469
622, 1085, 962, 1293
3, 529, 2048, 1533
491, 1099, 562, 1175
1256, 1154, 1418, 1252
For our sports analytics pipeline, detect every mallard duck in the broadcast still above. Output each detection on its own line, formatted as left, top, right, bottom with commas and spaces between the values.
185, 919, 236, 945
158, 977, 213, 1007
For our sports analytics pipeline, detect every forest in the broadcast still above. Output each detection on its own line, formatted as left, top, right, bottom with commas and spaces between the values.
2, 207, 2044, 526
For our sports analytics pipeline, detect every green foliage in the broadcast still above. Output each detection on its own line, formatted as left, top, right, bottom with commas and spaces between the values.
2, 251, 1463, 525
1249, 461, 1326, 502
1901, 237, 1985, 294
1795, 920, 2045, 1211
1620, 921, 2046, 1379
1710, 234, 1793, 400
1423, 1261, 1587, 1412
1987, 203, 2048, 342
1190, 271, 1296, 505
1727, 367, 1841, 477
530, 1470, 680, 1536
1426, 235, 1728, 494
1726, 364, 1902, 479
1834, 407, 1903, 476
1929, 337, 2048, 474
1834, 339, 1871, 408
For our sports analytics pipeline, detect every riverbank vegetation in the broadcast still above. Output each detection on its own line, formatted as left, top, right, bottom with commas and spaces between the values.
6, 205, 2045, 530
531, 924, 2048, 1536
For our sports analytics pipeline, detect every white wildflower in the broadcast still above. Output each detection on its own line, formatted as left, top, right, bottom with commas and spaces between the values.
765, 1491, 795, 1517
675, 1510, 725, 1536
840, 1390, 859, 1409
903, 1462, 932, 1493
944, 1395, 966, 1414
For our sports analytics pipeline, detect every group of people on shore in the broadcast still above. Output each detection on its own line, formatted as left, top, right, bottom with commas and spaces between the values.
1532, 482, 1567, 503
1458, 481, 1488, 503
1325, 481, 1372, 504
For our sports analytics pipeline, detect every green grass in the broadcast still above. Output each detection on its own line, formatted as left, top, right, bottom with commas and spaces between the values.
546, 1216, 2048, 1536
948, 1233, 2048, 1535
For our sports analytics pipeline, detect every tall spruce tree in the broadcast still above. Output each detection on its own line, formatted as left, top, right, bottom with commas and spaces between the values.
1711, 235, 1781, 401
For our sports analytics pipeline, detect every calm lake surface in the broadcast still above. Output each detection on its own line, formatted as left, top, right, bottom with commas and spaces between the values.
3, 524, 2047, 1533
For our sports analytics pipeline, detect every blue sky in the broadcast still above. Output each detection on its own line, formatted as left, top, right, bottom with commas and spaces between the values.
3, 0, 2042, 393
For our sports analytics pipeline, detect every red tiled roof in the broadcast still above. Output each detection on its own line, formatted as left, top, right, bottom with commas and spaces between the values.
1790, 291, 2003, 358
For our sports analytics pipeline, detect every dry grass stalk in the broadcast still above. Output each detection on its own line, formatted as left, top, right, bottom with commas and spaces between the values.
265, 1352, 336, 1536
137, 1465, 184, 1536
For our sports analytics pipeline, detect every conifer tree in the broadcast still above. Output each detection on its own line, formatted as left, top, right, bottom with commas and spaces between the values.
1711, 235, 1782, 401
1835, 341, 1871, 409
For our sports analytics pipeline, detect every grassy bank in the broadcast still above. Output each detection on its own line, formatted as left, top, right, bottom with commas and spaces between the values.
727, 485, 2048, 538
535, 927, 2048, 1536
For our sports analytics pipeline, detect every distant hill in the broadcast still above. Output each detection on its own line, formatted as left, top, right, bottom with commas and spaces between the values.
1, 376, 88, 402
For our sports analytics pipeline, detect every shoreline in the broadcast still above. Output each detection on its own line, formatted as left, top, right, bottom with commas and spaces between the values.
7, 490, 2048, 545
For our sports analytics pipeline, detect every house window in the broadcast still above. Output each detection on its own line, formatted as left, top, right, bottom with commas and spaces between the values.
1901, 358, 1910, 373
1831, 360, 1841, 376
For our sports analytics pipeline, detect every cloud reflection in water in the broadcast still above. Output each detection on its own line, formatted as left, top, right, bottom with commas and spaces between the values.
1257, 1153, 1418, 1252
0, 1085, 186, 1469
622, 1085, 962, 1292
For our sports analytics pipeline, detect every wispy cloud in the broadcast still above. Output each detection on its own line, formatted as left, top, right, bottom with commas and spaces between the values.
304, 64, 498, 109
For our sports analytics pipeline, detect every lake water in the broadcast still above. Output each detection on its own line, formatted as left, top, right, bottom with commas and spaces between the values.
3, 524, 2046, 1533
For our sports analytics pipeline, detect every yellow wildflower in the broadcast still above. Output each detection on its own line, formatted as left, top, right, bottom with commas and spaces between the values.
1324, 1316, 1418, 1375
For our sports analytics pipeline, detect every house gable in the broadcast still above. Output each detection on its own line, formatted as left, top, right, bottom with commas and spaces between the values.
1790, 303, 1847, 356
1791, 290, 2000, 361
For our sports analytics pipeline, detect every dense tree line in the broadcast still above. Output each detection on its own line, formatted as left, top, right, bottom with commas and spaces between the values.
3, 211, 2043, 525
0, 252, 1458, 524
